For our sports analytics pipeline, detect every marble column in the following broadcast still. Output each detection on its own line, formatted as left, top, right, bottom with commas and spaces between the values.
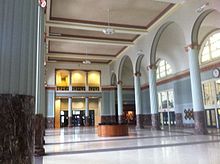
148, 66, 160, 130
34, 5, 46, 156
134, 72, 144, 129
85, 97, 90, 126
188, 46, 207, 134
0, 0, 38, 163
68, 97, 73, 127
117, 81, 124, 124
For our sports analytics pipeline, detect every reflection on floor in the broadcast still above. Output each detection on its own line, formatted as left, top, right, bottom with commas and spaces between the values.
35, 127, 220, 164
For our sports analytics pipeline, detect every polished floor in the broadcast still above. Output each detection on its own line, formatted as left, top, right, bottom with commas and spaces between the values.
35, 126, 220, 164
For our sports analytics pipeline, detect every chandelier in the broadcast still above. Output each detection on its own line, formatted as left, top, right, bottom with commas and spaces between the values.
102, 9, 115, 35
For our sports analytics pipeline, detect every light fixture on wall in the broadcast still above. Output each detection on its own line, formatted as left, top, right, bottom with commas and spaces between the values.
196, 2, 209, 13
82, 47, 92, 64
102, 9, 115, 35
38, 0, 47, 8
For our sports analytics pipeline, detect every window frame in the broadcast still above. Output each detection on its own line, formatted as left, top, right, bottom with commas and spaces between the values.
156, 59, 172, 80
199, 31, 220, 65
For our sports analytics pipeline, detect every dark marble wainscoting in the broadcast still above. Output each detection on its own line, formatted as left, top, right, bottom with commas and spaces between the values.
194, 111, 208, 134
45, 117, 54, 129
175, 113, 183, 127
142, 114, 152, 126
0, 94, 34, 164
35, 114, 45, 156
136, 115, 145, 129
118, 115, 126, 124
151, 113, 161, 130
183, 123, 195, 128
101, 115, 117, 123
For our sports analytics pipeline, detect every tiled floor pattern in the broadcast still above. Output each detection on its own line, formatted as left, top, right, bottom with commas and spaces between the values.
35, 127, 220, 164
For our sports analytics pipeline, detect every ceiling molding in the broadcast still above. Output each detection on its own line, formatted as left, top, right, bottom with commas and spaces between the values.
47, 36, 134, 46
46, 53, 117, 60
46, 20, 148, 35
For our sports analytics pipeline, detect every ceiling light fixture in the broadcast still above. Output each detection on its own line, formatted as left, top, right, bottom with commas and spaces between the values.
82, 47, 91, 64
196, 2, 209, 13
102, 9, 115, 35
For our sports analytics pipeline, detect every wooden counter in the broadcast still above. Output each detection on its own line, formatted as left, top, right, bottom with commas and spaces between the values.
97, 124, 128, 137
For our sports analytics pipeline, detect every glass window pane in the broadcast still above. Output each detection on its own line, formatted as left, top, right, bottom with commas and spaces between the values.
203, 82, 215, 106
215, 80, 220, 105
211, 49, 220, 58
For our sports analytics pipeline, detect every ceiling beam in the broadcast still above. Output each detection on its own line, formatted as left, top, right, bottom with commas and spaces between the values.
46, 53, 116, 60
46, 20, 148, 35
47, 36, 133, 46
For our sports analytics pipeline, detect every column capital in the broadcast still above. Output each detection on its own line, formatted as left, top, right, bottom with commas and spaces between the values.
184, 43, 200, 52
147, 64, 157, 70
134, 72, 141, 77
117, 80, 123, 85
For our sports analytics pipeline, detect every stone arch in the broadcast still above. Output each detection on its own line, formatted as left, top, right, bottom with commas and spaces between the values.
110, 72, 117, 86
135, 54, 144, 73
191, 9, 215, 45
152, 22, 187, 72
150, 21, 174, 65
118, 55, 133, 82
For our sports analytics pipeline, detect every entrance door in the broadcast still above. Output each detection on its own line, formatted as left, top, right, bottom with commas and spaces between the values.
161, 112, 176, 126
60, 111, 68, 127
218, 109, 220, 125
205, 109, 217, 128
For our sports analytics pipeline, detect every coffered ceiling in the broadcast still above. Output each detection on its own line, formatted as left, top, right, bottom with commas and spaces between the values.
45, 0, 177, 64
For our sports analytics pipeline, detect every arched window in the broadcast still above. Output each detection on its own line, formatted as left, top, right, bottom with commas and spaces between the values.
200, 32, 220, 64
156, 59, 172, 79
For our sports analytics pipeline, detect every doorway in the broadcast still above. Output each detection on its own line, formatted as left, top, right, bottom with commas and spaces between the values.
72, 110, 95, 126
60, 111, 68, 127
205, 109, 217, 128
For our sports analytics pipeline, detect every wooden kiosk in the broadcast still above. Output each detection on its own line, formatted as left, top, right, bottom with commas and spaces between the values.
97, 124, 128, 137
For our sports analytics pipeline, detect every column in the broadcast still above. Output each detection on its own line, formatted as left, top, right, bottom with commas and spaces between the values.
85, 71, 89, 91
35, 5, 45, 156
68, 97, 73, 127
117, 81, 124, 123
148, 66, 160, 130
69, 71, 72, 91
188, 46, 207, 134
0, 0, 38, 163
85, 97, 90, 126
134, 72, 144, 129
45, 88, 55, 128
109, 88, 116, 122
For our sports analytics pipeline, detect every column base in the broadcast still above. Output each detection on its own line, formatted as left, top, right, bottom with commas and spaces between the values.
175, 113, 183, 128
68, 116, 73, 128
118, 115, 126, 124
142, 114, 152, 126
151, 113, 161, 130
0, 94, 34, 164
193, 111, 208, 135
35, 114, 45, 156
85, 116, 90, 126
34, 146, 45, 157
136, 114, 144, 129
45, 117, 54, 129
